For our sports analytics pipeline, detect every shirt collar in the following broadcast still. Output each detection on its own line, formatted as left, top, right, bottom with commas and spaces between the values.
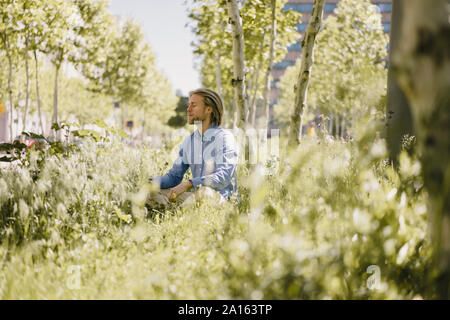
194, 125, 219, 140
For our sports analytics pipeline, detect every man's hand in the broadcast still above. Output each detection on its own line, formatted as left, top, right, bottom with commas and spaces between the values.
167, 180, 193, 202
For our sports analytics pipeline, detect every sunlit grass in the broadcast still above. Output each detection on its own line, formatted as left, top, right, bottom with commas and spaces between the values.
0, 124, 432, 299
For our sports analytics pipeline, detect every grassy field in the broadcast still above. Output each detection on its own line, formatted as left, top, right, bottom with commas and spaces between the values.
0, 123, 432, 299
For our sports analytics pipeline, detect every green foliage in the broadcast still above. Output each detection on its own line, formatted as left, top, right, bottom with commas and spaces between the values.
0, 0, 177, 139
0, 141, 28, 162
277, 0, 388, 127
82, 18, 149, 105
187, 0, 301, 122
80, 16, 177, 133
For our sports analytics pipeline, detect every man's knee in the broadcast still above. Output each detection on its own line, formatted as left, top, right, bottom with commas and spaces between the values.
195, 186, 224, 203
147, 187, 224, 209
147, 189, 170, 207
147, 189, 194, 208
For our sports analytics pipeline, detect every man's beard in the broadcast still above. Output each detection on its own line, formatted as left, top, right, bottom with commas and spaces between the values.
188, 113, 207, 125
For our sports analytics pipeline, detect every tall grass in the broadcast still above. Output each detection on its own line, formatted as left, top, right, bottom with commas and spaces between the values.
0, 121, 432, 299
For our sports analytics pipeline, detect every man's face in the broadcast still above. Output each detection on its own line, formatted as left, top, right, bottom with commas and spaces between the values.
187, 94, 211, 125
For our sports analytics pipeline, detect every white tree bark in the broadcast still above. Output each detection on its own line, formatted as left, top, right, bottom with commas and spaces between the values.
34, 50, 45, 135
8, 52, 14, 141
227, 0, 247, 130
22, 37, 30, 133
288, 0, 325, 146
1, 34, 15, 141
249, 33, 265, 127
52, 60, 63, 141
261, 0, 276, 132
53, 64, 60, 127
391, 0, 450, 299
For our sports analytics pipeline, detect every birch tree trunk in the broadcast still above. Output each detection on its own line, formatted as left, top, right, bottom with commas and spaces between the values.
288, 0, 325, 146
53, 64, 60, 126
261, 0, 276, 132
227, 0, 247, 130
22, 37, 30, 133
390, 0, 450, 299
386, 0, 414, 164
34, 50, 45, 135
249, 33, 265, 127
52, 62, 61, 140
2, 34, 15, 142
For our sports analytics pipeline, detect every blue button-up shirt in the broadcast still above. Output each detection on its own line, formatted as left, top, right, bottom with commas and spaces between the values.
154, 126, 239, 199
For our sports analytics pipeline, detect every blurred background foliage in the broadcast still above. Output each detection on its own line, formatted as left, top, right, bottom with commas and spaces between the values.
0, 0, 177, 140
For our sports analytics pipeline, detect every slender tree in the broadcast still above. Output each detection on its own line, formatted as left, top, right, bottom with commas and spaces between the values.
33, 50, 45, 134
261, 0, 276, 131
188, 0, 300, 128
278, 0, 387, 138
0, 0, 19, 141
1, 34, 14, 141
248, 33, 265, 127
227, 0, 247, 129
24, 0, 48, 135
288, 0, 325, 146
17, 0, 40, 133
43, 0, 78, 134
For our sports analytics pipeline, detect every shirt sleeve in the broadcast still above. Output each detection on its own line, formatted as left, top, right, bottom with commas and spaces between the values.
191, 131, 238, 190
154, 143, 189, 189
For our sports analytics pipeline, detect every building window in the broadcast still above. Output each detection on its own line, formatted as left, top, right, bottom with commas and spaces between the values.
383, 24, 390, 32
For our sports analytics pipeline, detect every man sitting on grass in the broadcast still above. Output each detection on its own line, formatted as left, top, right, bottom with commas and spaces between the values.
147, 88, 239, 209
